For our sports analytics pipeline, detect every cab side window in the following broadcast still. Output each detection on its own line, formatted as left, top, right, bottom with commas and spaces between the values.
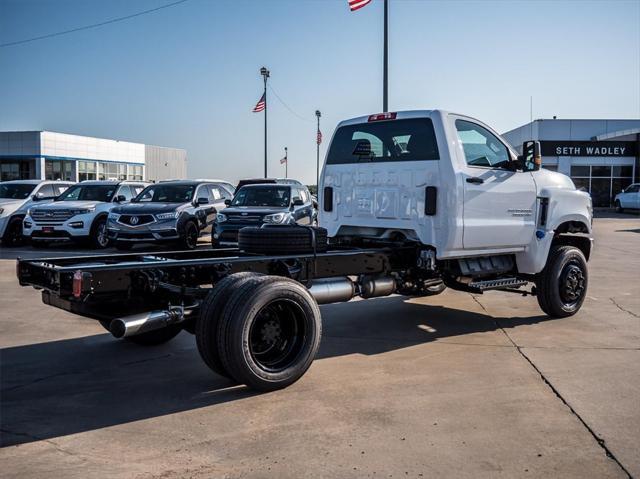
626, 185, 639, 193
291, 187, 302, 204
455, 120, 509, 168
52, 184, 69, 196
196, 185, 213, 203
209, 185, 225, 201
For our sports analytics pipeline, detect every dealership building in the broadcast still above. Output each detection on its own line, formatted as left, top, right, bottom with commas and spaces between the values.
503, 118, 640, 207
0, 131, 187, 183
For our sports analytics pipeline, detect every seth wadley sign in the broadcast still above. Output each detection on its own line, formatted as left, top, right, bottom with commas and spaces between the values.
540, 141, 638, 157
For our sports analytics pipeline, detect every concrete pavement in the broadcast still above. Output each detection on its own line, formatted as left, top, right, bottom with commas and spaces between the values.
1, 216, 638, 478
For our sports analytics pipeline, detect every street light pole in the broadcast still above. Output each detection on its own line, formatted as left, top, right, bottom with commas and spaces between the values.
383, 0, 388, 112
284, 146, 288, 179
260, 66, 270, 178
315, 110, 321, 191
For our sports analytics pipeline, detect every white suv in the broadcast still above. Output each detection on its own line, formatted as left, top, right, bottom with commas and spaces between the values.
614, 183, 639, 212
0, 180, 74, 246
23, 180, 148, 248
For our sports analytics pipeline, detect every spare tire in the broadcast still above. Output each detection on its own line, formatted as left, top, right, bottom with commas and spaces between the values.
238, 225, 328, 254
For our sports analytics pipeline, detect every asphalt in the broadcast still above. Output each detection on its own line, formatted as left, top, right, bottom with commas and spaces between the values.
0, 215, 638, 478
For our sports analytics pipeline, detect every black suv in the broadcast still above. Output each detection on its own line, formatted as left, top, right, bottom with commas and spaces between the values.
108, 180, 234, 250
213, 183, 314, 247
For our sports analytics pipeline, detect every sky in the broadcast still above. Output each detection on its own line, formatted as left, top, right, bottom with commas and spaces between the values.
1, 0, 639, 184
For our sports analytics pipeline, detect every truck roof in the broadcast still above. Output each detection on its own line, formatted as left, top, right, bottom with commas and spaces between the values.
337, 110, 439, 128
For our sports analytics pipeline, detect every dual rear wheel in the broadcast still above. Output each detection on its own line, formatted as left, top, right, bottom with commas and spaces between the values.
196, 273, 322, 391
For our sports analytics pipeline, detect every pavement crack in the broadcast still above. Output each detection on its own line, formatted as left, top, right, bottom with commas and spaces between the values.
609, 297, 640, 319
1, 371, 83, 394
471, 292, 635, 478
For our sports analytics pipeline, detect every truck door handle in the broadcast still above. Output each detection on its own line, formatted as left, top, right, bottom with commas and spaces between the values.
466, 177, 484, 184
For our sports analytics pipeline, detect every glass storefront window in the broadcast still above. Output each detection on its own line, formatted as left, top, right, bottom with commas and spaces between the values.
78, 161, 97, 181
128, 164, 143, 180
569, 164, 635, 207
1, 159, 36, 180
570, 166, 590, 177
45, 160, 74, 181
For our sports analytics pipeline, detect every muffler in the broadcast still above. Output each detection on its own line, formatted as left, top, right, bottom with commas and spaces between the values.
308, 277, 356, 304
110, 305, 191, 338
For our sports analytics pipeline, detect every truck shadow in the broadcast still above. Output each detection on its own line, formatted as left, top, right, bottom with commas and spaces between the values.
0, 295, 551, 447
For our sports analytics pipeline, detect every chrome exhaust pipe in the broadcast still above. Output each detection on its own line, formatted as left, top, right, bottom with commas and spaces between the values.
110, 305, 191, 339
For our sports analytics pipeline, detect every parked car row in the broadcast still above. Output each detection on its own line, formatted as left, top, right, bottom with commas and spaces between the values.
1, 177, 318, 250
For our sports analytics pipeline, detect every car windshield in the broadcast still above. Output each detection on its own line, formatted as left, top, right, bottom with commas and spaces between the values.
135, 184, 196, 203
57, 184, 117, 202
0, 183, 36, 199
231, 186, 291, 207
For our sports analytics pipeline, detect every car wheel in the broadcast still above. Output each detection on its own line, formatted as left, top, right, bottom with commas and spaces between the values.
536, 245, 588, 318
180, 221, 199, 250
90, 217, 110, 249
615, 200, 624, 213
2, 217, 25, 247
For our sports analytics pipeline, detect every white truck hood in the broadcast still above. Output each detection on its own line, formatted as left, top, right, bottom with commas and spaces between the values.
0, 199, 25, 217
533, 169, 576, 191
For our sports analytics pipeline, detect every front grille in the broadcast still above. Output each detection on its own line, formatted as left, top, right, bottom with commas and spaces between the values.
118, 214, 155, 226
219, 230, 239, 241
31, 209, 75, 224
225, 214, 264, 224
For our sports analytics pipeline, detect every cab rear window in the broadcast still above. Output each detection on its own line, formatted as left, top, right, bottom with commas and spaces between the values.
326, 118, 439, 164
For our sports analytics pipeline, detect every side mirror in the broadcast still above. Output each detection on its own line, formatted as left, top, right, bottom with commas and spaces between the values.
520, 140, 541, 172
224, 199, 231, 206
196, 197, 209, 205
115, 195, 126, 203
292, 198, 304, 206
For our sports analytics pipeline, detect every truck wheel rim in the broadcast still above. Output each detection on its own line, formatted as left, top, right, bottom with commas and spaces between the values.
249, 299, 306, 373
559, 261, 586, 305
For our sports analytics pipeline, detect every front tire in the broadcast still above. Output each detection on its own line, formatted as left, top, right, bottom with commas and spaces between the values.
179, 221, 199, 250
90, 217, 110, 249
217, 276, 322, 391
536, 245, 588, 318
615, 200, 624, 213
2, 217, 25, 247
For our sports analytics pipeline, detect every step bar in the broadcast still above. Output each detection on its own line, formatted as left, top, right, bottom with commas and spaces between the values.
468, 277, 528, 291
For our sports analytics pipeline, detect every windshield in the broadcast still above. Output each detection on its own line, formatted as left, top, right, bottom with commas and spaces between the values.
58, 184, 117, 202
0, 183, 36, 199
326, 118, 439, 164
231, 186, 291, 207
135, 184, 196, 203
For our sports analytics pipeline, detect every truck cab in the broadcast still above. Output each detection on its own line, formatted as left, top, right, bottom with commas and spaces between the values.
319, 110, 593, 277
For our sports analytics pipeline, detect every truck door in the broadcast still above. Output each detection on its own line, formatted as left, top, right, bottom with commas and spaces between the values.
455, 119, 537, 250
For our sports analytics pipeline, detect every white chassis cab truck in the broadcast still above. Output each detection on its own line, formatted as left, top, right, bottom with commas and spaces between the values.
16, 110, 593, 392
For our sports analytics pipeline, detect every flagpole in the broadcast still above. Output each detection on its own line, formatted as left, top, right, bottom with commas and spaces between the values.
284, 146, 288, 179
383, 0, 388, 112
315, 110, 321, 190
260, 67, 270, 178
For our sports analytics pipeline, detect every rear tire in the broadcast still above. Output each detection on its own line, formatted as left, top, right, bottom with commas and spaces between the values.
217, 276, 322, 391
536, 245, 588, 318
2, 217, 25, 247
238, 225, 328, 254
196, 272, 263, 377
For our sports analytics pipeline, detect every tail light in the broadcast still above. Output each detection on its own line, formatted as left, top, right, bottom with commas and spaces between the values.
73, 270, 84, 298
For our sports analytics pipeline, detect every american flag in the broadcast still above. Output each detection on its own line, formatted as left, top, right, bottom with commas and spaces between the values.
280, 156, 287, 165
316, 130, 322, 145
252, 93, 266, 112
348, 0, 372, 12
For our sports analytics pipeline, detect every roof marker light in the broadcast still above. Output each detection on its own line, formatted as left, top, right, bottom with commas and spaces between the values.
368, 112, 397, 122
